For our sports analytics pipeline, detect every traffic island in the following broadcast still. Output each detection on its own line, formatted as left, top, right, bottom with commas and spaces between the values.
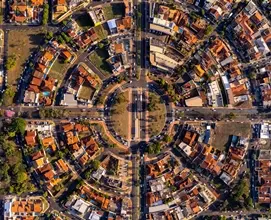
110, 90, 130, 140
147, 92, 166, 138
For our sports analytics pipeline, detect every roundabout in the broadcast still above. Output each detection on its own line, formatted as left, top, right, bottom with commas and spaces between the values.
102, 78, 175, 148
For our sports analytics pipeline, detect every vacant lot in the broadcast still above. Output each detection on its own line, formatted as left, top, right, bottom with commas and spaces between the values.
147, 92, 166, 137
7, 28, 44, 87
49, 59, 70, 81
93, 25, 108, 40
111, 91, 129, 139
77, 84, 96, 100
210, 122, 251, 151
89, 49, 111, 76
75, 13, 94, 29
103, 3, 124, 20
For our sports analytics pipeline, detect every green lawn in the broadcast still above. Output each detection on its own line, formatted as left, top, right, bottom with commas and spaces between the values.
93, 25, 108, 40
89, 49, 111, 76
103, 5, 114, 20
49, 59, 69, 81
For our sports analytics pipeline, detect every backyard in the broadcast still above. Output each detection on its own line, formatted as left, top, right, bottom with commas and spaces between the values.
110, 91, 130, 139
147, 92, 166, 137
89, 48, 111, 76
7, 28, 45, 89
210, 122, 251, 151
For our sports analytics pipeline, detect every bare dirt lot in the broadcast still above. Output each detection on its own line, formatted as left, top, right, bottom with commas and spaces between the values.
110, 91, 130, 139
7, 28, 45, 88
210, 122, 251, 151
147, 92, 166, 138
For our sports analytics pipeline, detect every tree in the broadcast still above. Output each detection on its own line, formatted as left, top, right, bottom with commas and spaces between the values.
227, 112, 236, 120
248, 72, 256, 80
163, 135, 172, 143
11, 118, 26, 135
2, 86, 15, 106
46, 31, 53, 40
205, 25, 214, 35
5, 55, 16, 70
42, 4, 49, 25
98, 42, 104, 49
16, 172, 28, 184
56, 151, 64, 159
91, 160, 100, 170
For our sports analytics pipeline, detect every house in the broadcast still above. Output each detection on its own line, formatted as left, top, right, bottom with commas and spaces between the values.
4, 197, 45, 219
62, 123, 74, 132
25, 131, 37, 146
55, 159, 69, 173
79, 153, 90, 166
42, 136, 57, 152
33, 157, 46, 169
182, 130, 199, 146
194, 65, 205, 77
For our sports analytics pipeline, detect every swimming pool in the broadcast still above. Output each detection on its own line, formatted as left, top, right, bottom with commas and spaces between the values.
43, 91, 51, 97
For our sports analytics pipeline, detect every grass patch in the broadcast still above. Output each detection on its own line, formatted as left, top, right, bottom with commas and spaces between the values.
93, 25, 108, 40
210, 122, 251, 151
111, 91, 129, 139
76, 13, 94, 29
90, 123, 114, 146
89, 48, 111, 76
103, 5, 114, 20
147, 92, 166, 137
7, 28, 45, 89
77, 83, 96, 100
103, 3, 124, 20
49, 59, 69, 81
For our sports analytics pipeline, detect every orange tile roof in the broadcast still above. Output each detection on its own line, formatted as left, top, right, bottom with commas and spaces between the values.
33, 70, 44, 79
42, 136, 54, 147
39, 163, 52, 174
78, 66, 88, 77
30, 0, 44, 6
75, 123, 89, 132
41, 79, 54, 91
122, 16, 132, 29
57, 0, 66, 5
56, 159, 69, 172
33, 157, 45, 168
62, 123, 74, 132
25, 131, 36, 146
31, 151, 44, 161
42, 51, 54, 62
11, 199, 42, 214
115, 43, 124, 54
183, 131, 197, 146
36, 63, 46, 73
43, 169, 55, 180
28, 84, 40, 93
62, 50, 72, 60
250, 11, 263, 25
31, 77, 42, 86
231, 84, 247, 96
79, 153, 90, 166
